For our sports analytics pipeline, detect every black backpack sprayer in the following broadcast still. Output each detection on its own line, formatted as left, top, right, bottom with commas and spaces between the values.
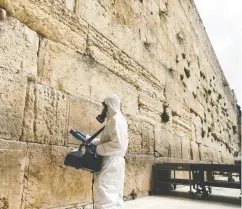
64, 126, 105, 173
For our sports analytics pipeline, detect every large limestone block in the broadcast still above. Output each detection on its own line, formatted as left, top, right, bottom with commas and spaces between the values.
155, 125, 171, 158
191, 113, 203, 144
22, 144, 92, 209
124, 155, 154, 197
181, 139, 191, 160
0, 139, 27, 209
0, 0, 88, 53
0, 68, 27, 140
170, 133, 182, 159
199, 145, 214, 162
35, 85, 68, 145
128, 116, 155, 155
19, 83, 35, 142
38, 39, 91, 95
68, 98, 102, 145
172, 117, 191, 141
38, 39, 138, 116
20, 84, 69, 145
190, 141, 200, 161
0, 16, 38, 75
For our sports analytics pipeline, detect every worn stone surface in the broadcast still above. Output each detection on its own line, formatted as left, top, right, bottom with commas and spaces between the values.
155, 125, 171, 158
0, 68, 27, 140
68, 98, 103, 145
21, 144, 92, 209
0, 139, 27, 209
0, 0, 241, 208
34, 85, 69, 145
190, 141, 200, 161
0, 15, 38, 75
128, 116, 155, 155
124, 155, 154, 197
20, 84, 69, 145
38, 39, 138, 116
0, 0, 88, 53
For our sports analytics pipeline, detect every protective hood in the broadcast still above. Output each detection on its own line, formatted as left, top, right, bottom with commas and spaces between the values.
104, 94, 121, 119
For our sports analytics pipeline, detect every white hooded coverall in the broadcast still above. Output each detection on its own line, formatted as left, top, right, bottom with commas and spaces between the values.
92, 94, 128, 209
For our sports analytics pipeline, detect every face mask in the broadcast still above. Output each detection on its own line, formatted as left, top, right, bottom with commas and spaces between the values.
96, 102, 108, 123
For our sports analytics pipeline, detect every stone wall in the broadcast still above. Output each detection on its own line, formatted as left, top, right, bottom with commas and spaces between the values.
0, 0, 240, 208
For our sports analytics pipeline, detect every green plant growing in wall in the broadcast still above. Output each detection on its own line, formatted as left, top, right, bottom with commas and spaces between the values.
187, 60, 191, 67
161, 105, 170, 123
27, 74, 35, 82
176, 55, 179, 63
176, 31, 185, 44
210, 100, 215, 107
200, 71, 206, 80
172, 110, 179, 117
0, 197, 9, 209
57, 81, 64, 91
144, 41, 151, 50
182, 53, 186, 59
168, 67, 174, 76
182, 81, 187, 88
192, 92, 197, 99
208, 127, 212, 133
184, 67, 190, 78
158, 2, 168, 20
130, 80, 141, 91
232, 126, 237, 134
218, 93, 222, 101
201, 129, 206, 138
197, 56, 200, 68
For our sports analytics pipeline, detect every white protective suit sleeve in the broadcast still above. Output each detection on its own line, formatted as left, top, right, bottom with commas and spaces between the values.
96, 117, 122, 156
86, 134, 100, 146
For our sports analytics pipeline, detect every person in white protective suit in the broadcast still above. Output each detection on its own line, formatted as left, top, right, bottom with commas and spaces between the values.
91, 94, 129, 209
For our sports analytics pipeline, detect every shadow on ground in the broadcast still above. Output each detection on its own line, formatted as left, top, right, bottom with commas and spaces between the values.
158, 190, 241, 207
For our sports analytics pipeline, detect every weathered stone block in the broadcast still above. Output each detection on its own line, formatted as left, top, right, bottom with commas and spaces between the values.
68, 98, 102, 145
170, 133, 182, 159
65, 0, 75, 11
20, 84, 69, 145
124, 155, 154, 197
20, 83, 35, 142
0, 139, 27, 209
199, 145, 213, 162
191, 141, 200, 161
38, 39, 138, 116
181, 139, 191, 160
35, 85, 68, 145
0, 0, 88, 53
155, 125, 171, 158
191, 113, 203, 144
0, 68, 27, 140
172, 117, 191, 141
0, 16, 38, 75
0, 8, 7, 20
128, 116, 155, 155
22, 144, 92, 209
